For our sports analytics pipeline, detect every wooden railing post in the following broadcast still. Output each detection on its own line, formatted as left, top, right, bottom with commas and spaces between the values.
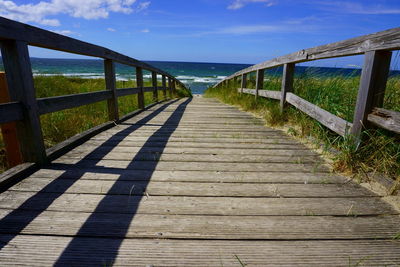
280, 63, 295, 112
255, 69, 264, 99
151, 71, 158, 102
351, 50, 392, 139
172, 79, 176, 96
0, 40, 47, 164
104, 59, 119, 121
0, 72, 23, 167
241, 73, 247, 94
168, 78, 173, 98
162, 75, 167, 99
136, 67, 145, 109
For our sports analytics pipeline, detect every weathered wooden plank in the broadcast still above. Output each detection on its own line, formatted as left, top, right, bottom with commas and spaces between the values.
0, 163, 37, 191
0, 210, 398, 239
37, 90, 112, 115
280, 63, 295, 111
0, 102, 23, 123
136, 67, 145, 110
151, 71, 158, 102
368, 107, 400, 134
60, 151, 319, 163
217, 27, 400, 83
240, 73, 247, 94
352, 51, 392, 137
83, 139, 308, 150
53, 158, 330, 172
104, 59, 119, 121
0, 40, 47, 163
9, 179, 375, 197
90, 135, 298, 144
1, 235, 399, 266
255, 69, 264, 98
0, 192, 394, 215
116, 87, 140, 97
142, 86, 155, 93
162, 75, 167, 99
259, 89, 281, 100
68, 144, 318, 156
286, 93, 352, 136
28, 168, 346, 184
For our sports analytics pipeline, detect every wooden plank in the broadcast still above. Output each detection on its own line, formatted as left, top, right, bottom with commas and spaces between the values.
351, 51, 392, 137
54, 158, 330, 172
259, 89, 281, 100
0, 210, 398, 240
368, 107, 400, 134
28, 168, 346, 184
115, 87, 140, 97
142, 87, 155, 93
68, 144, 317, 156
9, 179, 375, 198
0, 192, 394, 215
135, 67, 145, 110
1, 236, 399, 266
0, 102, 23, 123
255, 69, 264, 98
216, 27, 400, 84
0, 163, 37, 191
286, 93, 352, 136
280, 63, 295, 111
162, 75, 167, 99
151, 71, 158, 102
37, 90, 112, 115
240, 73, 247, 94
0, 236, 399, 267
104, 59, 119, 121
0, 40, 47, 164
83, 139, 308, 150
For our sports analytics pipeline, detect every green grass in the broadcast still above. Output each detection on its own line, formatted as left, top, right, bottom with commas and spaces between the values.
0, 75, 190, 172
205, 73, 400, 181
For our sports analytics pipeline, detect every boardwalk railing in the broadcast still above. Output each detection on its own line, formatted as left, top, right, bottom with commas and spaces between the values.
0, 17, 190, 166
214, 27, 400, 138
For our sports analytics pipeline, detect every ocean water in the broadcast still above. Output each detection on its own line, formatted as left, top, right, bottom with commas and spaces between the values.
0, 58, 399, 94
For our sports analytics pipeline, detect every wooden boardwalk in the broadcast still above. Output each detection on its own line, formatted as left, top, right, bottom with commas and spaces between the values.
0, 97, 399, 266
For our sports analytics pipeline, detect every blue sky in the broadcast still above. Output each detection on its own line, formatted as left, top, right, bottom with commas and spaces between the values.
1, 0, 400, 66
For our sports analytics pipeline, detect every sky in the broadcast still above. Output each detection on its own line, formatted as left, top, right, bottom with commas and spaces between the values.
1, 0, 400, 66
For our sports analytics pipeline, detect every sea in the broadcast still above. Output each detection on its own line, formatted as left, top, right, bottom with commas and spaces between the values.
0, 58, 399, 94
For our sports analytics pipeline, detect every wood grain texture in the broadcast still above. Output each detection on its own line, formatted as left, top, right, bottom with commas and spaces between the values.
0, 102, 23, 124
0, 40, 47, 164
368, 107, 400, 134
352, 51, 392, 136
104, 59, 119, 121
286, 93, 352, 136
1, 236, 399, 266
37, 90, 112, 115
280, 63, 295, 110
0, 97, 398, 265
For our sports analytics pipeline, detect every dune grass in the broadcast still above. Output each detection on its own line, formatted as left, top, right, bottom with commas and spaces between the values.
205, 73, 400, 181
0, 75, 190, 172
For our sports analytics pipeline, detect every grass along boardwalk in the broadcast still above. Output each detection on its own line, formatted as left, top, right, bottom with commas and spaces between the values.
0, 97, 398, 266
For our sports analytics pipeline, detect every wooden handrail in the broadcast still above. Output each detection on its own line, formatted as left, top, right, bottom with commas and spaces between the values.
215, 27, 400, 138
0, 18, 190, 165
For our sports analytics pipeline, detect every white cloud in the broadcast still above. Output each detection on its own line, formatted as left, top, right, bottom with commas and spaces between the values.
51, 29, 75, 36
315, 1, 400, 15
0, 0, 151, 26
107, 27, 116, 31
228, 0, 275, 10
141, 28, 150, 33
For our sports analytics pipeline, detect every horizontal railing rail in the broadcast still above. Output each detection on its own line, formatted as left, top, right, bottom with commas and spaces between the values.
0, 17, 190, 167
214, 27, 400, 140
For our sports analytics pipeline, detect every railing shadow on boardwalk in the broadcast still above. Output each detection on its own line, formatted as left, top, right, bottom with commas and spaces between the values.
0, 98, 191, 265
